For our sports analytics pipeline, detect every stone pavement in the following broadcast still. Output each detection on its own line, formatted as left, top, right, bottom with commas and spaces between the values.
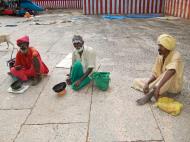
0, 10, 190, 142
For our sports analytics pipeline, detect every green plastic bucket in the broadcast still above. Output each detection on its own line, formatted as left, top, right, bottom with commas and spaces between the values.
91, 72, 110, 91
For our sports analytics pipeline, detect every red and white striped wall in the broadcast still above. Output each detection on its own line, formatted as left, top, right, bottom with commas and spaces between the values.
31, 0, 190, 19
33, 0, 83, 9
83, 0, 164, 15
165, 0, 190, 19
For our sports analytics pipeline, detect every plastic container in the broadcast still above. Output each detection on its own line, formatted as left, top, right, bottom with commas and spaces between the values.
91, 72, 110, 91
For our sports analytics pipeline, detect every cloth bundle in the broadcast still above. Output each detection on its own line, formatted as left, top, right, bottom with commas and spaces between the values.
155, 97, 183, 116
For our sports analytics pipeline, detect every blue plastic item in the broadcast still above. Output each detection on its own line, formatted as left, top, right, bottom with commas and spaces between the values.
16, 9, 26, 16
103, 14, 162, 20
20, 1, 43, 11
126, 14, 162, 18
102, 15, 127, 20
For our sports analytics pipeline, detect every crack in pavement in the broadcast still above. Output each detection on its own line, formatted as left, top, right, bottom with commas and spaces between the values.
113, 140, 163, 142
149, 104, 165, 142
24, 122, 88, 125
85, 81, 94, 142
12, 73, 51, 142
0, 108, 31, 110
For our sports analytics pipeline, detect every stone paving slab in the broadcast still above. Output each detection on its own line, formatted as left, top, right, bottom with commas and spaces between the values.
88, 72, 163, 142
26, 68, 92, 124
30, 28, 64, 54
0, 10, 190, 142
0, 110, 30, 142
0, 77, 48, 109
0, 51, 10, 82
0, 52, 62, 109
151, 93, 190, 142
41, 52, 64, 71
47, 32, 74, 54
15, 123, 87, 142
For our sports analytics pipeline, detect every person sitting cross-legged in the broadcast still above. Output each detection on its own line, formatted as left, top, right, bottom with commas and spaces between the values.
10, 35, 49, 85
66, 35, 96, 91
134, 34, 184, 105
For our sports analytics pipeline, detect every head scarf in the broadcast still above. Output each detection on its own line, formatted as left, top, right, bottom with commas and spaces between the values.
72, 35, 84, 44
17, 35, 29, 45
157, 34, 176, 51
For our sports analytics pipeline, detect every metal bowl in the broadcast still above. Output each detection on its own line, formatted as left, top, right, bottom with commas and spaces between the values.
10, 80, 22, 90
52, 82, 66, 93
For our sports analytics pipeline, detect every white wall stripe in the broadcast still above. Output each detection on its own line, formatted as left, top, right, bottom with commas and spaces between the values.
136, 0, 138, 13
178, 0, 181, 17
121, 0, 123, 14
132, 0, 135, 13
98, 0, 101, 14
145, 0, 148, 14
154, 0, 157, 13
182, 0, 185, 18
153, 0, 156, 13
112, 0, 114, 14
141, 0, 144, 13
86, 0, 88, 14
103, 0, 105, 14
186, 0, 190, 18
95, 0, 97, 15
149, 0, 152, 14
124, 0, 127, 14
83, 0, 85, 13
90, 0, 92, 14
172, 0, 175, 15
128, 0, 131, 14
174, 0, 178, 16
116, 0, 119, 14
107, 0, 110, 14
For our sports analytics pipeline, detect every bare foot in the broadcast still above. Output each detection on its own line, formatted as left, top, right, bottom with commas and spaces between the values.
136, 90, 154, 105
31, 76, 42, 86
136, 96, 151, 105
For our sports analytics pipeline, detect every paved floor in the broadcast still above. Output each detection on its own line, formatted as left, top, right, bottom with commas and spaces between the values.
0, 10, 190, 142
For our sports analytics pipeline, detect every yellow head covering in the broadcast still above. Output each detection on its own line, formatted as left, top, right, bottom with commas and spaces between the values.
157, 34, 176, 50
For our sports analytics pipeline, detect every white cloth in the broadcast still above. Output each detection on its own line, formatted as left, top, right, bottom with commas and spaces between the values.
56, 53, 72, 68
7, 85, 30, 94
72, 45, 96, 72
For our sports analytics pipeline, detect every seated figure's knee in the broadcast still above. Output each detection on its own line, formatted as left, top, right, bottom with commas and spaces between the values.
73, 60, 82, 69
10, 67, 16, 73
33, 56, 40, 66
33, 56, 41, 71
